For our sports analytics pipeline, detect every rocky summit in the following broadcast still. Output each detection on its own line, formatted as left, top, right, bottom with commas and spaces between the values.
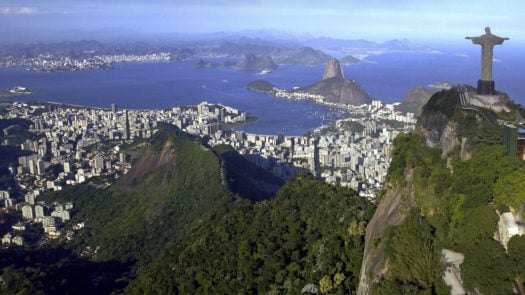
322, 57, 345, 80
295, 57, 371, 106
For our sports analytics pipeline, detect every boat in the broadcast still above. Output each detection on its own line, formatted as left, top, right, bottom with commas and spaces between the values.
259, 68, 273, 75
8, 86, 33, 94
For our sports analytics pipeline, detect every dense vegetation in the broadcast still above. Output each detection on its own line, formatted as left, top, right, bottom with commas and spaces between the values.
127, 173, 375, 294
375, 132, 523, 294
246, 79, 277, 93
373, 89, 525, 294
46, 127, 234, 265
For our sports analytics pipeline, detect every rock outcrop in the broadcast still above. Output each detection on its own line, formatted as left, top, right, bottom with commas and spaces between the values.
357, 170, 416, 295
295, 58, 371, 106
298, 78, 371, 105
322, 58, 345, 80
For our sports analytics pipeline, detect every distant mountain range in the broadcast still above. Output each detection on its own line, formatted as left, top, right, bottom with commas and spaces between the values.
195, 54, 279, 71
0, 33, 433, 68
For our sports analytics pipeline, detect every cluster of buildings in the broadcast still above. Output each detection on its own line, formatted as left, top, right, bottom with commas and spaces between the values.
208, 100, 414, 199
1, 186, 74, 247
0, 98, 414, 246
273, 87, 419, 124
0, 52, 172, 72
275, 89, 326, 104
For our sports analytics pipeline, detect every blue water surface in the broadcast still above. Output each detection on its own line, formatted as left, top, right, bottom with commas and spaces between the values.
1, 47, 523, 135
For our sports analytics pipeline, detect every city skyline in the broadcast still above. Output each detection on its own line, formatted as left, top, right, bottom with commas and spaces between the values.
1, 0, 524, 44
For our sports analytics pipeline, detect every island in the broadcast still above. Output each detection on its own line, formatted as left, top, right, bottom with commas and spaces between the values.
194, 59, 220, 68
246, 80, 278, 93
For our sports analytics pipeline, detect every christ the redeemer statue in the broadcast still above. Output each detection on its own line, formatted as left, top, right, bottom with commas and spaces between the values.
466, 27, 508, 94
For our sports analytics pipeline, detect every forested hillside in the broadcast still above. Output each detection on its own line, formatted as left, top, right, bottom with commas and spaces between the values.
127, 173, 375, 294
361, 88, 525, 294
1, 124, 374, 294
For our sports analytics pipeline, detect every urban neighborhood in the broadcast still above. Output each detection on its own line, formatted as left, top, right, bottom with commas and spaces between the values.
0, 99, 415, 246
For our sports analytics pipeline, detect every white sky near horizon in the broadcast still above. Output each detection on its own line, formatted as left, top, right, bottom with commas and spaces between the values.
0, 0, 523, 44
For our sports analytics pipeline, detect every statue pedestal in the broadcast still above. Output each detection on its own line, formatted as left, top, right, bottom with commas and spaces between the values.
477, 80, 495, 95
464, 92, 511, 112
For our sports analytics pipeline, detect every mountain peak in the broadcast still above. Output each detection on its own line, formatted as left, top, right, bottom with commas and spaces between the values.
322, 58, 345, 80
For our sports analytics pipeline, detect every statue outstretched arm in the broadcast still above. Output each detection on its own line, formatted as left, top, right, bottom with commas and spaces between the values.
465, 36, 481, 44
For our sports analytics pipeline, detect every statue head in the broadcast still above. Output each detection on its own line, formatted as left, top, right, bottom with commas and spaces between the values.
485, 27, 491, 34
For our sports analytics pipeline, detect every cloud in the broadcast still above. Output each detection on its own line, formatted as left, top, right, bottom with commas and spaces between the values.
0, 6, 39, 15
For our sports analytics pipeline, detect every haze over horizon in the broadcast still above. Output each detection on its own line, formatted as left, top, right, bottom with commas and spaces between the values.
1, 0, 524, 45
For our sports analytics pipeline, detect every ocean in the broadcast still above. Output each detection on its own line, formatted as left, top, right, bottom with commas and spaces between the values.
1, 46, 523, 135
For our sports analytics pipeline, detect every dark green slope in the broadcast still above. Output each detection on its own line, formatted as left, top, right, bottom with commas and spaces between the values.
362, 88, 525, 294
2, 124, 291, 293
126, 173, 375, 294
59, 125, 285, 264
47, 126, 234, 265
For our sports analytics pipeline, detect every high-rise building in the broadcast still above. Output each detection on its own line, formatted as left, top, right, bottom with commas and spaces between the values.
51, 210, 70, 222
28, 159, 36, 175
22, 205, 34, 219
0, 190, 9, 199
93, 157, 105, 170
63, 160, 72, 173
36, 160, 45, 175
503, 124, 525, 160
25, 193, 35, 205
2, 198, 16, 208
111, 103, 117, 113
34, 204, 45, 217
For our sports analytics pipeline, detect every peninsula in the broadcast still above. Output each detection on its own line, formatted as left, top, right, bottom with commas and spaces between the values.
247, 57, 372, 106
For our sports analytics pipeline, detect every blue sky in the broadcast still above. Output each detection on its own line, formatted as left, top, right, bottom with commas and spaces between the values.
1, 0, 523, 44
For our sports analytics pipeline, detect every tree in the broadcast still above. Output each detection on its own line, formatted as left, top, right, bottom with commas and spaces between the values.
319, 275, 334, 294
508, 235, 525, 281
334, 272, 346, 286
493, 170, 525, 213
462, 239, 513, 294
451, 206, 498, 248
384, 209, 442, 291
347, 220, 366, 237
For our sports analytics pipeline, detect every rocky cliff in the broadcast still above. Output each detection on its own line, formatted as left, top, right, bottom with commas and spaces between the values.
322, 58, 345, 80
297, 58, 371, 106
357, 170, 416, 295
357, 87, 523, 293
297, 77, 372, 105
